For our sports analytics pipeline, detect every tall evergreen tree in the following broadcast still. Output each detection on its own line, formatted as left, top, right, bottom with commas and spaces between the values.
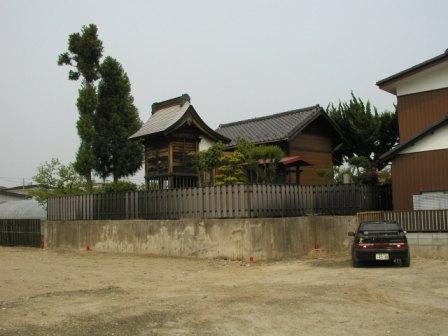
58, 24, 103, 190
327, 92, 398, 171
94, 57, 143, 181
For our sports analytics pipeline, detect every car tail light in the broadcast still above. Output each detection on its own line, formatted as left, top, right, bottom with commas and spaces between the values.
389, 242, 406, 248
356, 243, 374, 248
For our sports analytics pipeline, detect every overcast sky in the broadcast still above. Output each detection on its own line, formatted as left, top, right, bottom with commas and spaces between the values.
0, 0, 447, 187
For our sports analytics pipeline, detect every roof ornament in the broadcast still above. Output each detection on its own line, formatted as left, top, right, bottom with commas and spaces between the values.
151, 94, 191, 114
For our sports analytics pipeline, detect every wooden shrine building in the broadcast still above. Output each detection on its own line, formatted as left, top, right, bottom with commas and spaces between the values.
130, 94, 230, 189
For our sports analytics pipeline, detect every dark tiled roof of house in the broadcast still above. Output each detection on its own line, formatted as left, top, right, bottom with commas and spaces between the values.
216, 105, 322, 147
379, 114, 448, 163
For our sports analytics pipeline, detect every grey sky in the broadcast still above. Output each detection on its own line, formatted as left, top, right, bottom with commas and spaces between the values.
0, 0, 446, 187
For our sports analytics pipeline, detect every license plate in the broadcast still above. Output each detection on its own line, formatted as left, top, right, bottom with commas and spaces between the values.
375, 253, 389, 260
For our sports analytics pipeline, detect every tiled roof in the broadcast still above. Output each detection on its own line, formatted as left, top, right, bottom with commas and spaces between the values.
130, 96, 190, 139
130, 94, 230, 143
216, 105, 321, 147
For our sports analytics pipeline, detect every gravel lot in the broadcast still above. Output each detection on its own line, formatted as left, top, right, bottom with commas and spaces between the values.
0, 247, 447, 336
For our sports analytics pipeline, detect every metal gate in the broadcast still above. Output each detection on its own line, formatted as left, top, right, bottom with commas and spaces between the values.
0, 219, 42, 247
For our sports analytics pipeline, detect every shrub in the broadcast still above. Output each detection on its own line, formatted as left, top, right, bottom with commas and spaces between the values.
98, 180, 138, 193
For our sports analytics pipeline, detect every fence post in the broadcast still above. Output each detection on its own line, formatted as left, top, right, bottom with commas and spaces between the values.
246, 184, 252, 218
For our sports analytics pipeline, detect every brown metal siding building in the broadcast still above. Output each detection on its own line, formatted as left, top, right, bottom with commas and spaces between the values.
391, 149, 448, 210
378, 51, 448, 210
398, 87, 448, 142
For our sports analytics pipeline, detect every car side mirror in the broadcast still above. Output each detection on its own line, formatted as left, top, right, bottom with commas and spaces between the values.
348, 231, 355, 237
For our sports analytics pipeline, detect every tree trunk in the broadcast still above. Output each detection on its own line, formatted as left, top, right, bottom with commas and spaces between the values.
85, 171, 93, 192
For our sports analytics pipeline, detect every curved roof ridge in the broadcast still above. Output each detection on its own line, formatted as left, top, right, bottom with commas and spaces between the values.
130, 101, 190, 139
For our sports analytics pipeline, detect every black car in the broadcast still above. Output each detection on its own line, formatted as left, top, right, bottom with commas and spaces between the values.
348, 221, 410, 267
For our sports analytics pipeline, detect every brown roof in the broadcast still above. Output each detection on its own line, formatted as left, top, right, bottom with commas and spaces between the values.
377, 50, 448, 94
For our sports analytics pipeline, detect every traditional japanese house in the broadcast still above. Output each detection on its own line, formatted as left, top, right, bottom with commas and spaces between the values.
130, 94, 230, 189
216, 105, 347, 185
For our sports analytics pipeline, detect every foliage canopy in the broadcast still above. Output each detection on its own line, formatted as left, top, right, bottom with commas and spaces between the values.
58, 24, 104, 188
29, 158, 86, 208
57, 24, 103, 83
93, 57, 143, 181
214, 151, 247, 186
327, 92, 398, 171
195, 138, 284, 185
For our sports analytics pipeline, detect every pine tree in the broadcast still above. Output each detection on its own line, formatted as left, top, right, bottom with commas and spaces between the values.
58, 24, 103, 190
327, 92, 398, 170
94, 57, 143, 181
74, 84, 96, 185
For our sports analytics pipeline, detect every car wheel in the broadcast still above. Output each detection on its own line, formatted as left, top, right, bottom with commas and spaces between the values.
402, 252, 411, 267
352, 256, 361, 268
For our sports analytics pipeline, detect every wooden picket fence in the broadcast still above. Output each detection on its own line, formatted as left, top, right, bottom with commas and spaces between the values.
0, 219, 42, 246
47, 184, 391, 221
357, 210, 448, 232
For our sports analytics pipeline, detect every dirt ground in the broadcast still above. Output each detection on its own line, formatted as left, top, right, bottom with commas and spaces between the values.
0, 247, 447, 336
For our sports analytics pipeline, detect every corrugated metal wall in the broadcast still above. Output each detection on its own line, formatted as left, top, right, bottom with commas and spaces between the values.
392, 149, 448, 210
397, 87, 448, 143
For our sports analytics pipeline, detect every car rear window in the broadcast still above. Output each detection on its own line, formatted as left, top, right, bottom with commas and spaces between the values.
359, 221, 402, 232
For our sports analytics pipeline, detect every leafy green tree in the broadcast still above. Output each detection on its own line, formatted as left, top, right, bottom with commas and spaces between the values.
235, 138, 257, 182
97, 180, 138, 193
58, 24, 103, 189
93, 57, 143, 182
215, 151, 246, 186
327, 92, 398, 170
193, 142, 225, 186
316, 166, 348, 184
347, 156, 378, 184
252, 145, 284, 183
73, 84, 97, 184
376, 109, 398, 163
29, 158, 86, 207
195, 138, 284, 186
317, 156, 387, 185
236, 138, 284, 184
378, 167, 392, 185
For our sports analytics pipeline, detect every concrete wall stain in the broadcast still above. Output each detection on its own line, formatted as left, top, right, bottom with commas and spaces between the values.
43, 217, 447, 260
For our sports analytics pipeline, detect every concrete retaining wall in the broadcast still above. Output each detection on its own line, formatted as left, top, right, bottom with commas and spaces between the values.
43, 216, 358, 261
43, 217, 448, 260
407, 232, 448, 259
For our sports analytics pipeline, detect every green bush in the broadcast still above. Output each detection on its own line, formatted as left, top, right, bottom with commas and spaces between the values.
98, 180, 138, 193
